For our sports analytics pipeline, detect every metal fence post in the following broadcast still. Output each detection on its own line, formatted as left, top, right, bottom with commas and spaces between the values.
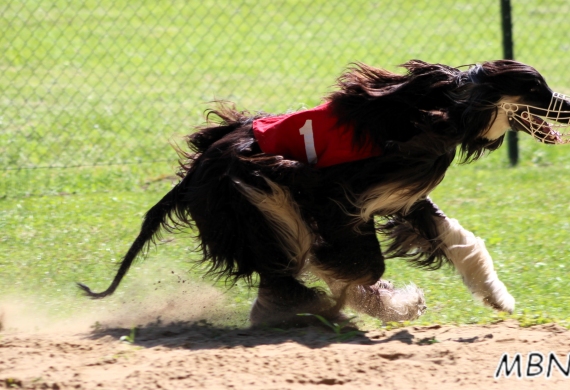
500, 0, 518, 166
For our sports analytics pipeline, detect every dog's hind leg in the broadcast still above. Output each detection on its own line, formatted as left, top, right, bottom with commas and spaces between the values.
232, 177, 344, 326
249, 274, 342, 327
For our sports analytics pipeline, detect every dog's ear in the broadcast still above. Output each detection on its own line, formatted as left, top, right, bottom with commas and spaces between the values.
474, 60, 550, 98
466, 63, 486, 84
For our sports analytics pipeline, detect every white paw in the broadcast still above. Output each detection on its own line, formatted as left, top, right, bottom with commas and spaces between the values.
350, 281, 427, 322
482, 291, 515, 314
384, 283, 427, 321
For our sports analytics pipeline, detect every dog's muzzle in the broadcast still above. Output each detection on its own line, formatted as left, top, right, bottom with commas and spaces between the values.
499, 92, 570, 144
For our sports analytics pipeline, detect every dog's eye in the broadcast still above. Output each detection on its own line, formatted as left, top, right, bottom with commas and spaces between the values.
530, 81, 543, 93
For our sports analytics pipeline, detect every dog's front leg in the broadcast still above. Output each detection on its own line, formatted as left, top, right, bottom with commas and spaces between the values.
436, 217, 515, 313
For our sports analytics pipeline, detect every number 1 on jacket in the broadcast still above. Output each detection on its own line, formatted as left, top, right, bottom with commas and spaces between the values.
299, 120, 318, 164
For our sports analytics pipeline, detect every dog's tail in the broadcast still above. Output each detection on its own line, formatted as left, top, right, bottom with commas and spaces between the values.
77, 185, 181, 299
78, 106, 251, 299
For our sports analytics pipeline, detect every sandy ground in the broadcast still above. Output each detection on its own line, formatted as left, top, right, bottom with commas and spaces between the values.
2, 280, 569, 389
2, 317, 570, 390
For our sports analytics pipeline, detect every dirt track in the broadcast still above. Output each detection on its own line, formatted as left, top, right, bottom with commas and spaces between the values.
2, 319, 570, 389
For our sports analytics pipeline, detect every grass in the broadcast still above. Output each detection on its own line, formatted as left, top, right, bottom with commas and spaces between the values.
2, 136, 570, 330
3, 0, 570, 197
3, 1, 570, 198
2, 1, 570, 330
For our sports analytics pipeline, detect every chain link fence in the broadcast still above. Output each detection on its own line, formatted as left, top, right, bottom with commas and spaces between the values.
2, 1, 570, 196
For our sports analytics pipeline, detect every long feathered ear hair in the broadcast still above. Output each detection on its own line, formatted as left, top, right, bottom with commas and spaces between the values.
446, 63, 509, 162
328, 60, 464, 148
328, 60, 506, 161
450, 59, 547, 161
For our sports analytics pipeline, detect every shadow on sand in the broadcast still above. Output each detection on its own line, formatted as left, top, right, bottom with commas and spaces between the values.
87, 318, 358, 350
85, 317, 424, 351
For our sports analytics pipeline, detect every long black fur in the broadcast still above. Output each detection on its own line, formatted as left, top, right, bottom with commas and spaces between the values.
79, 59, 568, 315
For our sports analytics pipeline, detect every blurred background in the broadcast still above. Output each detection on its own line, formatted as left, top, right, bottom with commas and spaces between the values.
2, 1, 570, 327
2, 0, 570, 197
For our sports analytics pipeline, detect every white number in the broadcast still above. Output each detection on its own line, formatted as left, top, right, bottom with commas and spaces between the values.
299, 120, 318, 164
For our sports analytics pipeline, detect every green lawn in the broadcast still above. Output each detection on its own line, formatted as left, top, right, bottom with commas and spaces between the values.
2, 1, 570, 330
2, 137, 570, 329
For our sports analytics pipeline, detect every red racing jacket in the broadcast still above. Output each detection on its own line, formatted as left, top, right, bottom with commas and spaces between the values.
252, 102, 382, 168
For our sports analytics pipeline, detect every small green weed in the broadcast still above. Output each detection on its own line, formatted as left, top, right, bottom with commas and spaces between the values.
4, 378, 23, 388
417, 336, 440, 345
119, 327, 137, 344
90, 321, 102, 332
383, 321, 412, 331
298, 313, 363, 342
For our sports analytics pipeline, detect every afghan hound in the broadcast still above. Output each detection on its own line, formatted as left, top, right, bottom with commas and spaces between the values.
79, 60, 570, 326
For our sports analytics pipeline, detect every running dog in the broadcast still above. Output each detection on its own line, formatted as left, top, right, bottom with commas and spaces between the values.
79, 60, 570, 325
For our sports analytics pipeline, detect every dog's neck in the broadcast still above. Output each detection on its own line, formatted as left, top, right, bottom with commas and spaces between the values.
484, 98, 514, 140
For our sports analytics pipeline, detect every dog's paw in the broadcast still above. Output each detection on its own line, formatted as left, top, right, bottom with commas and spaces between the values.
249, 289, 341, 327
350, 281, 427, 323
471, 277, 515, 314
482, 291, 515, 314
384, 283, 427, 322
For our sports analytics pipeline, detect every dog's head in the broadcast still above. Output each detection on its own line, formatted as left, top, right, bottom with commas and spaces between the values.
468, 60, 570, 144
499, 93, 570, 144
